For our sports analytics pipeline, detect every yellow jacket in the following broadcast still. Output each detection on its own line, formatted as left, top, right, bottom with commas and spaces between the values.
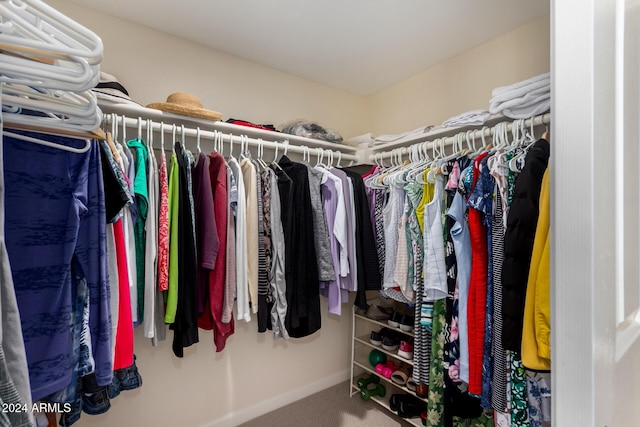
521, 167, 551, 371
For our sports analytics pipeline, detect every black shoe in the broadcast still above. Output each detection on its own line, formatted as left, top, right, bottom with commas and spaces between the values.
389, 393, 409, 412
388, 311, 402, 328
399, 313, 414, 332
398, 399, 428, 419
369, 330, 382, 346
381, 336, 399, 351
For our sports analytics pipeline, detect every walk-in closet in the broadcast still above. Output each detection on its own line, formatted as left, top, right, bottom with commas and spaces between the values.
0, 1, 638, 427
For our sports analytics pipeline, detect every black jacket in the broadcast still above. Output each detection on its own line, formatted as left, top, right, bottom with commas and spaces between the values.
501, 139, 550, 352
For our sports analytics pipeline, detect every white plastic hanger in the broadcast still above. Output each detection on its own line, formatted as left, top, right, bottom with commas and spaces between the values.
1, 84, 103, 135
257, 138, 269, 170
171, 124, 176, 152
121, 114, 127, 143
3, 128, 91, 152
270, 140, 284, 172
364, 152, 389, 190
239, 135, 249, 160
214, 130, 221, 154
0, 0, 102, 62
146, 119, 153, 152
1, 85, 91, 153
228, 133, 235, 159
137, 117, 142, 141
160, 121, 165, 151
315, 147, 326, 168
196, 127, 201, 155
0, 0, 102, 91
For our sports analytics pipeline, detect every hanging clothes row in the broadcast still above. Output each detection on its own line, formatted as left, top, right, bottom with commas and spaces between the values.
0, 2, 112, 426
2, 110, 380, 426
363, 114, 551, 427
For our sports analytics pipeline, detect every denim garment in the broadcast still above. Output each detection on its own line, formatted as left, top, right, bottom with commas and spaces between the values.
447, 192, 472, 384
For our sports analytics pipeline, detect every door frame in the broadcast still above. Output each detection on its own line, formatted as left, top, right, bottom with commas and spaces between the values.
552, 0, 617, 425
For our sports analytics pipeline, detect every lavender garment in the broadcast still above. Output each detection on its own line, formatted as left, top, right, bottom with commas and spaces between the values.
328, 168, 356, 291
319, 177, 346, 314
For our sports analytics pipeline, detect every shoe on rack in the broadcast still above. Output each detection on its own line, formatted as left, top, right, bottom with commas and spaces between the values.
397, 340, 414, 360
355, 305, 368, 316
381, 336, 399, 352
406, 376, 417, 392
369, 330, 382, 346
365, 305, 392, 321
389, 393, 416, 412
415, 383, 428, 399
390, 365, 411, 386
398, 399, 428, 419
388, 311, 402, 328
399, 313, 414, 332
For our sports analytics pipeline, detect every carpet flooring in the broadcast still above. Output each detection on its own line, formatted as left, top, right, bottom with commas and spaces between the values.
238, 381, 415, 427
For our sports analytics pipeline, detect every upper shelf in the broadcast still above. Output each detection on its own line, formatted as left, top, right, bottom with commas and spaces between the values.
360, 113, 550, 157
98, 102, 359, 154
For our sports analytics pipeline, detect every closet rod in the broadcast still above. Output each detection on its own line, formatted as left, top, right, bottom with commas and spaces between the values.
103, 114, 358, 162
374, 113, 550, 161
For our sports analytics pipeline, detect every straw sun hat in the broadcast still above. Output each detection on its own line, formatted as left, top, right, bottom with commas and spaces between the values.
146, 92, 222, 121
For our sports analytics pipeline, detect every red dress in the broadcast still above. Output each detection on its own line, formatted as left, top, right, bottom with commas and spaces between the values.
113, 218, 134, 370
466, 152, 489, 395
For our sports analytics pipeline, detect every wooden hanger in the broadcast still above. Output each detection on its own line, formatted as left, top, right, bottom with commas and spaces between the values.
106, 131, 121, 162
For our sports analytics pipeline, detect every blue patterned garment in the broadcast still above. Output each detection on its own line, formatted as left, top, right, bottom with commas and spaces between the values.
5, 134, 112, 400
464, 155, 496, 408
479, 156, 496, 409
526, 371, 551, 427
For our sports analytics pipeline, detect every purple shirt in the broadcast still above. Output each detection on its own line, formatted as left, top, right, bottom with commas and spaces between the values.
328, 168, 357, 292
319, 177, 347, 314
192, 153, 219, 315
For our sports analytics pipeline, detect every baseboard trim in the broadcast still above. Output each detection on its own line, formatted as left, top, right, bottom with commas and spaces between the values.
201, 369, 350, 427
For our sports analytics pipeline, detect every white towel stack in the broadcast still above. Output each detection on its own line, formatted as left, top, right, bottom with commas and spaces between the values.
489, 73, 550, 119
346, 125, 434, 147
442, 109, 491, 127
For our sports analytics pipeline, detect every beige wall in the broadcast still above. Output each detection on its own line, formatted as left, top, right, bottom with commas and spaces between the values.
366, 15, 550, 136
40, 2, 550, 426
76, 301, 352, 427
47, 0, 368, 140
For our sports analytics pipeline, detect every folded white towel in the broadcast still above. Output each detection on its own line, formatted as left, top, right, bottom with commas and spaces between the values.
346, 133, 375, 146
442, 109, 491, 127
491, 72, 550, 98
503, 98, 550, 119
490, 86, 550, 115
373, 125, 433, 143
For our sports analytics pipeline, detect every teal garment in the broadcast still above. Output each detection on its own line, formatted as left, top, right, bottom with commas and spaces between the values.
510, 351, 530, 427
126, 138, 149, 321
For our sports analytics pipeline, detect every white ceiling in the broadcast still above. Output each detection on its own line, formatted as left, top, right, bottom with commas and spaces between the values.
68, 0, 549, 95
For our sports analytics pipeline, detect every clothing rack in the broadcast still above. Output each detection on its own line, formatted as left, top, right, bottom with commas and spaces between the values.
100, 105, 361, 164
370, 113, 551, 162
100, 105, 550, 166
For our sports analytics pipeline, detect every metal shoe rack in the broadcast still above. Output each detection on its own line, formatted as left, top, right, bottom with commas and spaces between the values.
350, 306, 427, 427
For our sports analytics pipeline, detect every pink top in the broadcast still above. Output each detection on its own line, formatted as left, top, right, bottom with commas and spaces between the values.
113, 218, 134, 370
157, 151, 170, 292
